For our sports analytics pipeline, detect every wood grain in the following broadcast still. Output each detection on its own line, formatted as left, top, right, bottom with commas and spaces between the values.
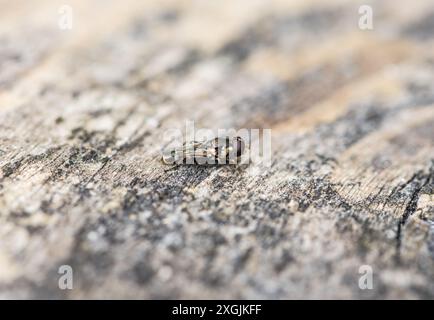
0, 0, 433, 299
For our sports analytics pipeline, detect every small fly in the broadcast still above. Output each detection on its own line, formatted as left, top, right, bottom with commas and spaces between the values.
162, 136, 245, 165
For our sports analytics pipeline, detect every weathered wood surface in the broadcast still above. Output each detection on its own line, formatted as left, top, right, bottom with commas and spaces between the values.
0, 0, 433, 299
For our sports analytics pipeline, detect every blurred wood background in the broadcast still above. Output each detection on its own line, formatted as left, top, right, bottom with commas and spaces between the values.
0, 0, 433, 298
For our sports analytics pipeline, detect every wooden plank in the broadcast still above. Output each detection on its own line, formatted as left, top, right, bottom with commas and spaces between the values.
0, 0, 433, 299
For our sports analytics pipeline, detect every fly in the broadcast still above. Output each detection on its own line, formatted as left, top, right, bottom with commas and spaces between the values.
162, 136, 245, 165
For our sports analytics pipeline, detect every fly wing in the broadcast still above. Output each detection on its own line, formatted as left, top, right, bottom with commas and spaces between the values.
181, 141, 204, 154
162, 139, 222, 164
183, 141, 214, 164
162, 140, 209, 164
